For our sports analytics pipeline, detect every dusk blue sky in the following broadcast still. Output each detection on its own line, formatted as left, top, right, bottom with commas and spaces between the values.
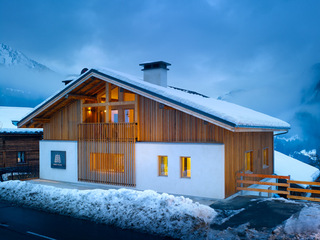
1, 0, 320, 122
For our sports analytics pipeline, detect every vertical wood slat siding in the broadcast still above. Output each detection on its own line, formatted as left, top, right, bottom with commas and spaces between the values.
138, 96, 273, 197
78, 123, 136, 187
41, 92, 274, 197
43, 100, 81, 140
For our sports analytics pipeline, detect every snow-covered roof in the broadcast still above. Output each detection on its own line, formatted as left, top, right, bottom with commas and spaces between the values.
274, 151, 320, 187
18, 67, 290, 131
0, 106, 42, 134
95, 67, 290, 130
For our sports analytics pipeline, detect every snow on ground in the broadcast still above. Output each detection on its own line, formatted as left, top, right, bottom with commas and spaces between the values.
274, 151, 320, 187
271, 204, 320, 240
0, 180, 216, 239
207, 204, 320, 240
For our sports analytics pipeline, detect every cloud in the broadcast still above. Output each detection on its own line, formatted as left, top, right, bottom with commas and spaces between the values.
1, 0, 320, 120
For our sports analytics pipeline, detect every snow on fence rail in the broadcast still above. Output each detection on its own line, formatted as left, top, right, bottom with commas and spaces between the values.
0, 180, 216, 239
236, 172, 320, 202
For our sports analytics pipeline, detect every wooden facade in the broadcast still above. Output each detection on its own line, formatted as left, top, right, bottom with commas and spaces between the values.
138, 96, 273, 197
18, 69, 286, 198
38, 83, 274, 197
0, 133, 42, 168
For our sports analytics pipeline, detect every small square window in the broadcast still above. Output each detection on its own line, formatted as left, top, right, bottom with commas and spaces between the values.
181, 157, 191, 178
158, 156, 168, 176
17, 151, 26, 164
245, 151, 253, 172
263, 148, 269, 168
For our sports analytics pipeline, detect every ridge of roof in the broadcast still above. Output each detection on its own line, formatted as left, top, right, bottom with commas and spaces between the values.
18, 67, 290, 131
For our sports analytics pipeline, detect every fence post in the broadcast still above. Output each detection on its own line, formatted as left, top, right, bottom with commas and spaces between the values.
240, 172, 243, 196
287, 175, 290, 198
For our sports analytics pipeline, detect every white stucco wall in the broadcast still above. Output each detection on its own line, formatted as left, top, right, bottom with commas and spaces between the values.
40, 140, 78, 183
135, 142, 225, 199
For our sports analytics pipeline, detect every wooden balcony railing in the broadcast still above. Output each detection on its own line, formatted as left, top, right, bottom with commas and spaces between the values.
78, 122, 137, 141
78, 123, 136, 187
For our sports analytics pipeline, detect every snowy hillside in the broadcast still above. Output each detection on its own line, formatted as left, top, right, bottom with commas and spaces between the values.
0, 43, 52, 72
218, 63, 320, 165
0, 43, 62, 107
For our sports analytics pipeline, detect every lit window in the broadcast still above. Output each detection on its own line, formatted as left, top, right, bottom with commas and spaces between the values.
124, 91, 135, 101
110, 86, 119, 102
263, 148, 269, 167
17, 151, 25, 163
181, 157, 191, 178
98, 107, 106, 123
111, 110, 119, 123
125, 109, 134, 123
245, 151, 253, 172
90, 153, 124, 172
158, 156, 168, 176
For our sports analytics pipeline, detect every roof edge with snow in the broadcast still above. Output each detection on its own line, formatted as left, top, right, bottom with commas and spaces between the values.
18, 68, 290, 132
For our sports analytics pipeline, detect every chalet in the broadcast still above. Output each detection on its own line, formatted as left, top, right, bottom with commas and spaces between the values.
0, 106, 42, 169
18, 61, 290, 198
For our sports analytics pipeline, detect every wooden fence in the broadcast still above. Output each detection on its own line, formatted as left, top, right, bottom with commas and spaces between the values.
78, 123, 136, 187
0, 165, 39, 181
236, 172, 320, 202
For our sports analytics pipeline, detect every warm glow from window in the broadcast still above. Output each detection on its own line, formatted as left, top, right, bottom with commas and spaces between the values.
181, 157, 191, 178
124, 91, 135, 101
99, 93, 106, 103
90, 153, 124, 172
125, 109, 134, 123
111, 110, 119, 123
245, 151, 253, 172
110, 86, 119, 102
263, 148, 269, 167
158, 156, 168, 176
17, 151, 25, 163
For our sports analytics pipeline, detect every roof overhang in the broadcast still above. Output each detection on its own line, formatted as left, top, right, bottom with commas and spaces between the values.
18, 69, 290, 133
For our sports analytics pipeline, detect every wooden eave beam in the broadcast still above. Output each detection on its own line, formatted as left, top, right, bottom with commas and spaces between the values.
41, 98, 75, 118
74, 79, 100, 95
234, 127, 288, 133
65, 94, 97, 101
33, 118, 50, 123
18, 71, 95, 128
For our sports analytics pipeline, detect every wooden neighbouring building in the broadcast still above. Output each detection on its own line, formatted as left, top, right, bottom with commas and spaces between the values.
18, 61, 290, 198
0, 107, 42, 169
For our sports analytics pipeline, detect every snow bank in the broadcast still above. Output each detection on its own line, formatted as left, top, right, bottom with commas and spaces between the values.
0, 181, 216, 239
274, 151, 320, 187
284, 205, 320, 236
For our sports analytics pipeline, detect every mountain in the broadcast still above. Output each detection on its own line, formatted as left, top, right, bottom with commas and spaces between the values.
217, 63, 320, 167
0, 43, 52, 72
0, 43, 62, 107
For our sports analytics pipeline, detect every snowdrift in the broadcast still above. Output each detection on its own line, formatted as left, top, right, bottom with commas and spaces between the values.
0, 181, 216, 239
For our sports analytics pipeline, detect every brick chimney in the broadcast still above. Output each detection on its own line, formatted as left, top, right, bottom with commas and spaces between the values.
139, 61, 171, 87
